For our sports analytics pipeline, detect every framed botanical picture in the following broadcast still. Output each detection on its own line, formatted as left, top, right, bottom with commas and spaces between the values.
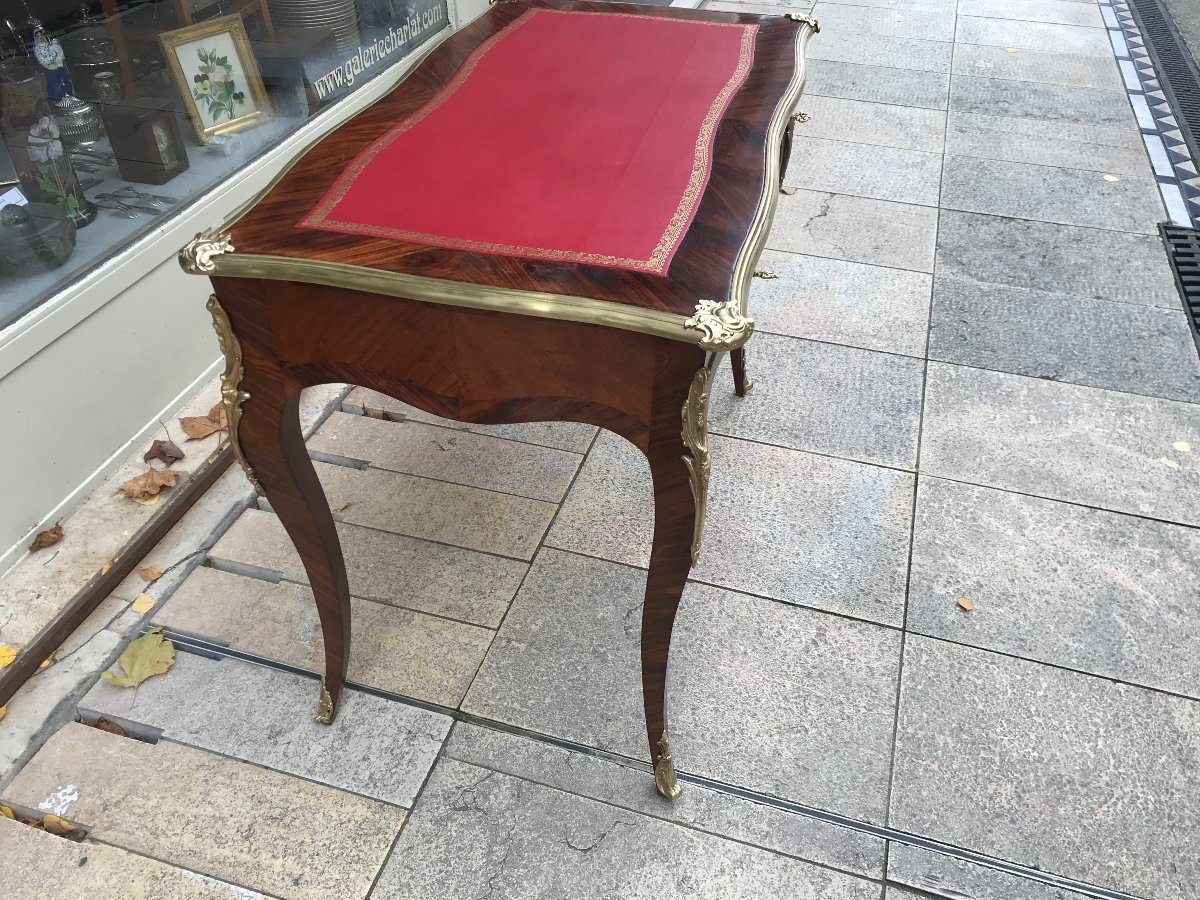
159, 16, 272, 143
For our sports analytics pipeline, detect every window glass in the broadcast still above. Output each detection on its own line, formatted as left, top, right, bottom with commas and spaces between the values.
0, 0, 449, 331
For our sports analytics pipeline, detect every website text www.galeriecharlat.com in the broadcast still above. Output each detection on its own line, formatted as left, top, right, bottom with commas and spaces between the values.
313, 8, 446, 99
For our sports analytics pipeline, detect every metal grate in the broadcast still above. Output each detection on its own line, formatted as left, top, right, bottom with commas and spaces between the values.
1161, 224, 1200, 357
1127, 0, 1200, 166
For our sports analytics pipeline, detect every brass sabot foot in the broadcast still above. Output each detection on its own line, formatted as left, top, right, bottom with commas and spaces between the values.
654, 731, 683, 800
314, 676, 335, 725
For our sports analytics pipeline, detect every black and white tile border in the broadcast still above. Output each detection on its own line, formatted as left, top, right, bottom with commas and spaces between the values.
1106, 0, 1199, 226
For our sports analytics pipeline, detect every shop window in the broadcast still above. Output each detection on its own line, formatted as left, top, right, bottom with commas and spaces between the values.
0, 0, 449, 330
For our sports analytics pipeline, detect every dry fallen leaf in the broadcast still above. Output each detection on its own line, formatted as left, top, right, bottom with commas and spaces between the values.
208, 403, 228, 429
144, 439, 185, 466
39, 654, 55, 670
139, 566, 163, 582
0, 707, 6, 724
0, 645, 16, 669
180, 414, 222, 440
101, 560, 113, 575
85, 718, 127, 736
1103, 174, 1119, 182
0, 803, 12, 818
29, 524, 63, 552
101, 627, 175, 688
40, 814, 76, 836
120, 468, 177, 501
131, 593, 156, 614
1004, 47, 1017, 53
957, 596, 975, 612
1174, 441, 1192, 453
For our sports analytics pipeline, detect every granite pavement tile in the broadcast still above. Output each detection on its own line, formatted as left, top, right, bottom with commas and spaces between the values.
890, 637, 1200, 900
786, 137, 942, 207
920, 362, 1200, 525
950, 76, 1135, 125
371, 759, 881, 900
707, 332, 925, 469
908, 477, 1200, 697
768, 189, 939, 272
808, 2, 956, 41
81, 651, 451, 807
797, 96, 945, 153
463, 549, 901, 821
314, 460, 556, 559
547, 433, 914, 625
704, 0, 814, 10
822, 0, 957, 11
6, 722, 407, 900
928, 276, 1200, 402
805, 58, 950, 109
952, 44, 1123, 90
806, 31, 953, 74
748, 249, 931, 356
154, 566, 494, 707
955, 17, 1114, 55
946, 112, 1151, 176
0, 818, 266, 900
308, 411, 582, 502
941, 156, 1164, 234
345, 386, 597, 453
887, 844, 1108, 900
209, 507, 524, 628
444, 723, 887, 878
935, 210, 1178, 307
956, 0, 1103, 28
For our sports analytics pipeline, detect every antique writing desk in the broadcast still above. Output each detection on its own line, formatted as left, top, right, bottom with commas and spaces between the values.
180, 0, 816, 800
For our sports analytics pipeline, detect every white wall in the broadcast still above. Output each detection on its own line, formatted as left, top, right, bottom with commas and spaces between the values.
0, 9, 487, 572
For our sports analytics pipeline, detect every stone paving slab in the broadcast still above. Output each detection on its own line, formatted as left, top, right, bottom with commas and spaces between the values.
949, 76, 1135, 125
956, 0, 1103, 28
798, 96, 946, 153
5, 722, 406, 900
309, 412, 582, 503
805, 59, 950, 109
887, 844, 1096, 900
769, 189, 939, 272
920, 362, 1200, 526
344, 387, 597, 453
890, 637, 1200, 900
371, 757, 881, 900
823, 0, 956, 11
807, 32, 953, 74
935, 210, 1179, 308
547, 433, 914, 626
463, 549, 901, 822
945, 112, 1151, 176
928, 276, 1200, 402
785, 137, 942, 207
810, 2, 957, 41
749, 250, 931, 357
955, 17, 1114, 55
952, 44, 1123, 90
707, 332, 925, 469
314, 460, 555, 560
81, 651, 451, 807
941, 156, 1164, 235
0, 818, 268, 900
703, 0, 814, 11
154, 566, 493, 707
908, 477, 1200, 697
444, 722, 887, 878
210, 508, 522, 629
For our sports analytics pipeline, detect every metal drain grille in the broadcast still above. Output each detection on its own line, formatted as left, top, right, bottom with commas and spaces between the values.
1127, 0, 1200, 165
1161, 224, 1200, 356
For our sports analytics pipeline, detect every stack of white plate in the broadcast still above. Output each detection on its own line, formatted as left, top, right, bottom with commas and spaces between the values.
268, 0, 361, 54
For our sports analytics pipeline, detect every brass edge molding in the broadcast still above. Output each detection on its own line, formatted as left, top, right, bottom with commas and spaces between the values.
684, 299, 754, 352
206, 295, 265, 495
681, 367, 711, 567
655, 731, 683, 800
206, 251, 704, 345
181, 231, 235, 273
314, 676, 334, 724
785, 13, 820, 31
728, 22, 815, 309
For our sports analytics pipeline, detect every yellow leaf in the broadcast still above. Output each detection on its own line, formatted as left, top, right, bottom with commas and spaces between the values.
139, 566, 163, 581
41, 813, 75, 836
1174, 441, 1192, 453
0, 645, 15, 669
131, 593, 156, 614
101, 628, 175, 689
1004, 47, 1017, 53
0, 706, 6, 723
133, 494, 161, 507
101, 561, 113, 575
957, 596, 975, 612
1103, 174, 1119, 182
39, 654, 55, 669
0, 804, 13, 818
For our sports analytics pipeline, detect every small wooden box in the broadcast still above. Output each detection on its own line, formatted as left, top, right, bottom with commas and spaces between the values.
101, 101, 191, 185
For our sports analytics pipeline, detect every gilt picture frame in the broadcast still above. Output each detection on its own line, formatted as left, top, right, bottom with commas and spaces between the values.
159, 16, 272, 143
